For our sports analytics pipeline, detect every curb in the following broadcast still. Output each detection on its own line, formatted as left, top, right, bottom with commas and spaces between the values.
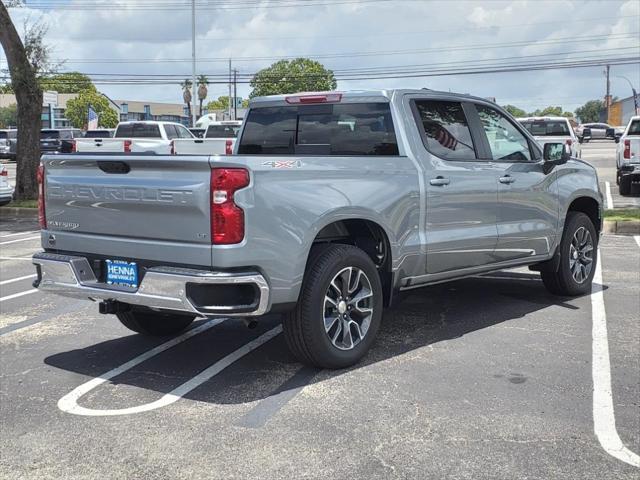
603, 219, 640, 235
0, 207, 38, 216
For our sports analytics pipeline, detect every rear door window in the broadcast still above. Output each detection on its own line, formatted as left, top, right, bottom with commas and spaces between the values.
115, 123, 161, 138
164, 124, 178, 139
238, 103, 398, 155
412, 100, 476, 160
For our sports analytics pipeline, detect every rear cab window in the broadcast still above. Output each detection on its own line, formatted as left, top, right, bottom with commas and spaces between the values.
115, 123, 162, 138
41, 130, 60, 140
519, 120, 571, 136
206, 125, 240, 138
628, 120, 640, 135
238, 102, 399, 155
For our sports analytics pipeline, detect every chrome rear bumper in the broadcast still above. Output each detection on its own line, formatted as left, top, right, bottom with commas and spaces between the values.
32, 252, 270, 317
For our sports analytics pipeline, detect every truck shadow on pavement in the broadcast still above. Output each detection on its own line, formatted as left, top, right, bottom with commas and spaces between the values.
44, 271, 597, 412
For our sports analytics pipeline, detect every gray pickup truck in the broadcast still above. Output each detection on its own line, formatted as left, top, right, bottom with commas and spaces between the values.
33, 90, 602, 368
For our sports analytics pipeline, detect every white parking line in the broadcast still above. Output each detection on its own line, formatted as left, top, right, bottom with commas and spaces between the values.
0, 274, 36, 286
634, 236, 640, 248
0, 256, 33, 261
604, 181, 613, 210
591, 250, 640, 467
0, 230, 39, 238
58, 321, 282, 416
0, 289, 38, 302
0, 235, 40, 246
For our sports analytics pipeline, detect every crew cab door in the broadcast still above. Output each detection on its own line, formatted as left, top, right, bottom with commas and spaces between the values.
408, 98, 500, 274
471, 103, 559, 261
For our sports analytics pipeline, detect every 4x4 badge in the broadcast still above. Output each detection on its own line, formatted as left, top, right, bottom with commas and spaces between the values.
261, 160, 302, 169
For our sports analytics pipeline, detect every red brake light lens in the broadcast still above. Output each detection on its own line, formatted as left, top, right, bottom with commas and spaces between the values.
71, 140, 77, 153
565, 139, 572, 146
37, 164, 46, 229
210, 168, 249, 244
285, 93, 342, 104
623, 139, 631, 159
124, 139, 132, 153
0, 167, 7, 177
225, 139, 233, 155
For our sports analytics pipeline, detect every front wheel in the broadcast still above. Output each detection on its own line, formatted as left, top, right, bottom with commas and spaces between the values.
283, 244, 383, 369
541, 212, 597, 296
116, 307, 195, 336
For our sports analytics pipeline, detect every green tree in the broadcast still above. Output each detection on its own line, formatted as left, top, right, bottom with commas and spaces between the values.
502, 104, 527, 118
249, 58, 337, 98
206, 95, 231, 110
0, 104, 17, 127
575, 100, 604, 123
41, 72, 95, 93
65, 90, 118, 129
197, 74, 208, 117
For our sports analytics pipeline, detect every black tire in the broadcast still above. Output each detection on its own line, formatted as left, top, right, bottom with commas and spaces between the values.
116, 307, 195, 336
283, 244, 383, 369
541, 212, 597, 296
619, 176, 631, 196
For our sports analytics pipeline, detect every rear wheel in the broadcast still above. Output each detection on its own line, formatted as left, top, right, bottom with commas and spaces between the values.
116, 307, 195, 336
619, 176, 631, 196
283, 244, 383, 369
541, 212, 597, 296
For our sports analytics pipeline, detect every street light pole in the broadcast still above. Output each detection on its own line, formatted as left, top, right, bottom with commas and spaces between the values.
191, 0, 197, 127
615, 75, 639, 114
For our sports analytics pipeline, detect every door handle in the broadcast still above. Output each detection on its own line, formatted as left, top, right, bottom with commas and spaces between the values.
499, 175, 516, 184
430, 176, 450, 186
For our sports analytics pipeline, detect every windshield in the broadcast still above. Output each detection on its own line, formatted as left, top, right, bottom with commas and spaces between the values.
520, 120, 571, 136
115, 123, 161, 138
206, 125, 241, 138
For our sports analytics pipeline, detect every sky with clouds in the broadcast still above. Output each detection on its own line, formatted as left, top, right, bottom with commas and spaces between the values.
2, 0, 639, 113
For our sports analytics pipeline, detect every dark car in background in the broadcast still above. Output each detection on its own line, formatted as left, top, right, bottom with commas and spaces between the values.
40, 129, 83, 154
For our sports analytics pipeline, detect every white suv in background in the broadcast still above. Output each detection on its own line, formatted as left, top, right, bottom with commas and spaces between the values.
517, 117, 581, 158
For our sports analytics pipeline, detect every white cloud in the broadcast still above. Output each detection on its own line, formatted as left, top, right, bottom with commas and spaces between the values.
2, 0, 638, 113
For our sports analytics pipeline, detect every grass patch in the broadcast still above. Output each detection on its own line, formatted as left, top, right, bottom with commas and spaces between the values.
603, 208, 640, 222
8, 199, 38, 208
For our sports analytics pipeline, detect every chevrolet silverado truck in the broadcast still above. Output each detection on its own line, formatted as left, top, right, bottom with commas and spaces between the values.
32, 90, 602, 369
74, 121, 194, 154
615, 115, 640, 195
172, 120, 242, 156
517, 116, 581, 158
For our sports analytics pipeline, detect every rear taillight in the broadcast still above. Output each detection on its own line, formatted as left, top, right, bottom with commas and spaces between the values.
210, 168, 249, 245
623, 139, 631, 159
0, 167, 7, 176
37, 164, 46, 229
225, 139, 233, 155
124, 139, 132, 153
71, 140, 77, 153
566, 139, 572, 146
170, 140, 175, 155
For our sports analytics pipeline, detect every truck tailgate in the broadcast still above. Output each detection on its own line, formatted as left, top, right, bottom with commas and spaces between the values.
173, 138, 232, 155
42, 154, 213, 266
75, 138, 125, 153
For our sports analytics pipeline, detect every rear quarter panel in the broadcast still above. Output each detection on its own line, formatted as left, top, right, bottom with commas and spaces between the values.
212, 155, 421, 306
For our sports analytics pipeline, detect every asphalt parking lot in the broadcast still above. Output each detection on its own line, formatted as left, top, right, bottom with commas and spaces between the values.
1, 142, 639, 479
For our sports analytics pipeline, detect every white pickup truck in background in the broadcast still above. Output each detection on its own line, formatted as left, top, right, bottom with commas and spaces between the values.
615, 115, 640, 195
517, 116, 582, 158
74, 121, 194, 154
172, 121, 242, 155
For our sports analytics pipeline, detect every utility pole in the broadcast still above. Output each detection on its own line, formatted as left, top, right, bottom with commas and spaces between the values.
191, 0, 197, 127
233, 69, 238, 120
228, 59, 232, 120
605, 64, 611, 123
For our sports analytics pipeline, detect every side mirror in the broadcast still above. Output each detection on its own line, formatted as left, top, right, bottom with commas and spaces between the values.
543, 143, 571, 166
615, 136, 620, 144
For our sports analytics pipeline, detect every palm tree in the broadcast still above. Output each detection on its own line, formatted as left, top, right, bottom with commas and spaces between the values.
197, 75, 208, 117
181, 79, 192, 125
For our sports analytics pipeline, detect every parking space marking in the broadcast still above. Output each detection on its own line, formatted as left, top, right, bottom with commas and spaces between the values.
591, 250, 640, 467
58, 321, 282, 416
0, 235, 40, 246
0, 300, 87, 336
634, 236, 640, 248
0, 289, 38, 302
0, 274, 36, 286
0, 230, 39, 238
0, 256, 33, 261
604, 181, 613, 210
